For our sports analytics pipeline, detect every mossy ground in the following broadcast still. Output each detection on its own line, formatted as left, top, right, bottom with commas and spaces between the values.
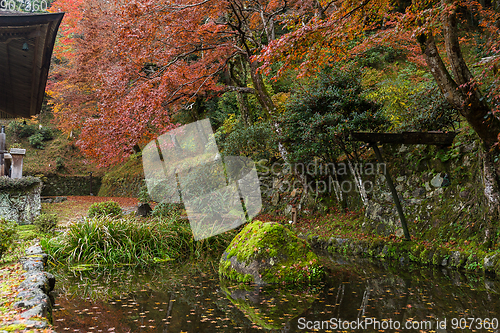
97, 154, 144, 197
219, 220, 324, 284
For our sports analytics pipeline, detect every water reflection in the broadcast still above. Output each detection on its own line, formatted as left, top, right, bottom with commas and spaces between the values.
220, 280, 321, 330
51, 254, 500, 332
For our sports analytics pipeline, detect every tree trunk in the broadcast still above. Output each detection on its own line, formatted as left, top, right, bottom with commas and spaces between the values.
248, 59, 275, 117
417, 1, 500, 150
417, 1, 500, 237
236, 92, 251, 127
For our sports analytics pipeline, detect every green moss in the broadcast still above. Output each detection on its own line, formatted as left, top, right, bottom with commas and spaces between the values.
432, 247, 450, 266
98, 155, 144, 197
0, 176, 41, 192
219, 220, 324, 284
0, 323, 28, 331
419, 248, 434, 265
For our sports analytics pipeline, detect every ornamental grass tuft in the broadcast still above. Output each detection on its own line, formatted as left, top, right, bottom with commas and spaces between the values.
41, 214, 236, 267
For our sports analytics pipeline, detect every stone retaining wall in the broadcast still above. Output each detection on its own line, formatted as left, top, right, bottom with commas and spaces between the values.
36, 174, 102, 196
0, 181, 41, 225
304, 235, 500, 276
4, 243, 55, 330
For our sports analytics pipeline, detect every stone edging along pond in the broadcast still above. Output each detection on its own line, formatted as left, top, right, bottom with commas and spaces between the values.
304, 235, 500, 276
2, 242, 55, 331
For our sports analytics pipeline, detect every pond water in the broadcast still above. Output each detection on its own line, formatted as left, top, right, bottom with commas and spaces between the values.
50, 254, 500, 332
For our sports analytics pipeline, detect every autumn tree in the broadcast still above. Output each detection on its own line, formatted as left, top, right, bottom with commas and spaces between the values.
259, 0, 500, 147
48, 0, 306, 166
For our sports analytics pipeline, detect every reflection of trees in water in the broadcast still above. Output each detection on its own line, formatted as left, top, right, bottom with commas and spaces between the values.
220, 279, 321, 331
316, 255, 500, 328
52, 254, 500, 332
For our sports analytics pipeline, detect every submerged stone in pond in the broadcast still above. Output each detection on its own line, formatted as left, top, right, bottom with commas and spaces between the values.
219, 220, 324, 285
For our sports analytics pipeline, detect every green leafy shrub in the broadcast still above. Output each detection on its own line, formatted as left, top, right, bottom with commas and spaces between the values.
0, 218, 18, 260
220, 121, 278, 161
39, 127, 54, 141
28, 132, 45, 149
6, 120, 37, 139
34, 213, 58, 233
280, 67, 388, 164
18, 124, 37, 138
6, 121, 23, 137
88, 201, 122, 218
6, 120, 56, 147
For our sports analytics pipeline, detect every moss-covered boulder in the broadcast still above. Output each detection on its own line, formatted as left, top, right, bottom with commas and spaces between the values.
219, 220, 324, 285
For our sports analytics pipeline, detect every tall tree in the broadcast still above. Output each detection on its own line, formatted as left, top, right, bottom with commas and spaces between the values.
257, 0, 500, 222
258, 0, 500, 150
48, 0, 298, 166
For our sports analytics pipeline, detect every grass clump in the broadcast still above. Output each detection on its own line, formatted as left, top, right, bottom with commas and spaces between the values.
151, 202, 181, 218
41, 214, 235, 267
88, 201, 122, 218
34, 213, 58, 234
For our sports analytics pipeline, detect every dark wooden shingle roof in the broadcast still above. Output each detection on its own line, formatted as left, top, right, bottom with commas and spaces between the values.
0, 11, 64, 119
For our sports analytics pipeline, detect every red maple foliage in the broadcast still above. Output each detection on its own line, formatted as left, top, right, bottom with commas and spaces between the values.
48, 0, 303, 166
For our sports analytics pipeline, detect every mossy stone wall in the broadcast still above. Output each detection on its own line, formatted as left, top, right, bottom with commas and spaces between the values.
36, 175, 102, 196
307, 235, 500, 277
0, 177, 41, 224
262, 130, 496, 246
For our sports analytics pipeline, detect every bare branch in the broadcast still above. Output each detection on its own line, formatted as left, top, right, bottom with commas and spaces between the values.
223, 86, 256, 94
159, 0, 213, 12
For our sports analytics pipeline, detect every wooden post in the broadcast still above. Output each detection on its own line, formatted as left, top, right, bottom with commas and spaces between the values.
291, 207, 297, 224
370, 143, 411, 241
89, 172, 93, 195
0, 126, 5, 177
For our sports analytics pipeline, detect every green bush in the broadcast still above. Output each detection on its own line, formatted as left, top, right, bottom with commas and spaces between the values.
34, 213, 58, 233
39, 127, 54, 141
0, 218, 18, 260
280, 67, 388, 164
6, 120, 56, 146
152, 202, 181, 218
18, 124, 37, 139
88, 201, 122, 218
220, 122, 278, 161
28, 132, 45, 149
6, 121, 23, 137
